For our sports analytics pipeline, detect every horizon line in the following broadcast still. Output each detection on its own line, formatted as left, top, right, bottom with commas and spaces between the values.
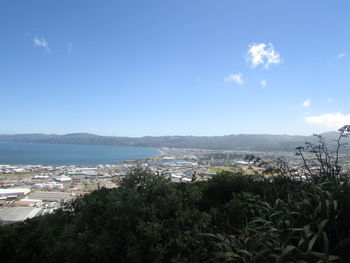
0, 130, 338, 138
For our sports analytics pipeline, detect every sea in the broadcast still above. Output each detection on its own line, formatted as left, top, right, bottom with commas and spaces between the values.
0, 142, 160, 166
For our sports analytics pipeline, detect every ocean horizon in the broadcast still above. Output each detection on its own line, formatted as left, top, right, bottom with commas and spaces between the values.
0, 141, 160, 166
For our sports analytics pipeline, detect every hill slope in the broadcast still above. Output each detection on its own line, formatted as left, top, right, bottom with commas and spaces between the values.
0, 131, 345, 152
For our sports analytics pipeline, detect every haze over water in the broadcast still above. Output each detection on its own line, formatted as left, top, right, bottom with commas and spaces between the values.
0, 142, 160, 166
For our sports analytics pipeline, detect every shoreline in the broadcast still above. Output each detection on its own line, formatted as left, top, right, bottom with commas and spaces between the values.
0, 142, 161, 167
114, 147, 164, 163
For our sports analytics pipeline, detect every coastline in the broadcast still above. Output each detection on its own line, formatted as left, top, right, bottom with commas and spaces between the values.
114, 147, 164, 163
0, 142, 160, 166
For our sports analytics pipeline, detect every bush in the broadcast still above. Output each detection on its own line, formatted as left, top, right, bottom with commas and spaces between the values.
1, 127, 350, 262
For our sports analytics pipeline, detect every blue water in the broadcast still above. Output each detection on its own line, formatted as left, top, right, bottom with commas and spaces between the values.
0, 142, 160, 166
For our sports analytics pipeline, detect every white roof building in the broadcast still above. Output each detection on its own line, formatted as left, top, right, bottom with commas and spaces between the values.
0, 188, 31, 198
55, 175, 72, 182
0, 207, 41, 223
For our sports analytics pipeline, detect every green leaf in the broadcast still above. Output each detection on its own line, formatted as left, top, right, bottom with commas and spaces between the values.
323, 232, 329, 253
281, 245, 296, 257
318, 219, 328, 232
311, 252, 328, 261
308, 234, 317, 253
328, 255, 340, 261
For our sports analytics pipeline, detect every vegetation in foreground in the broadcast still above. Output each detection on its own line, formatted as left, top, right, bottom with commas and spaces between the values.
1, 127, 350, 262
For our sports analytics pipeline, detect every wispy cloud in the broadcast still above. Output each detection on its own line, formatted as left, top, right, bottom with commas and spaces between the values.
33, 36, 50, 53
260, 80, 267, 87
67, 43, 73, 54
247, 43, 281, 69
302, 99, 311, 107
335, 52, 346, 59
327, 98, 334, 103
224, 73, 244, 85
305, 112, 350, 128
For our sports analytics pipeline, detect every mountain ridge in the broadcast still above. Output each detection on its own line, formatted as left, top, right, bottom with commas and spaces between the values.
0, 131, 344, 152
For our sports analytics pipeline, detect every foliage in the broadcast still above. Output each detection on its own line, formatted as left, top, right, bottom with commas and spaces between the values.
1, 127, 350, 262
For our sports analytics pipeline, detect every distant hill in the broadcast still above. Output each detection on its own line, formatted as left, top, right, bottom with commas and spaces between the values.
0, 131, 347, 153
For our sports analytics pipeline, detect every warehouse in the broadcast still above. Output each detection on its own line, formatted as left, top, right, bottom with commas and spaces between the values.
0, 206, 41, 223
26, 191, 72, 202
0, 188, 31, 199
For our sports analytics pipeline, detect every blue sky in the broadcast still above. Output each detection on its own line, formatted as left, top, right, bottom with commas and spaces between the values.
1, 0, 349, 136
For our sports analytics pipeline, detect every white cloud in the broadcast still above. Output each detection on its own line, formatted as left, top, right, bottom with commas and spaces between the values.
247, 43, 281, 69
327, 98, 334, 103
335, 52, 346, 59
302, 99, 311, 107
224, 73, 244, 85
260, 80, 267, 87
67, 43, 73, 54
33, 36, 50, 53
305, 112, 350, 128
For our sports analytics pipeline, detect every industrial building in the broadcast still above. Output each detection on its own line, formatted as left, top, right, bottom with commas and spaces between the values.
0, 188, 31, 199
26, 191, 72, 202
0, 206, 41, 223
